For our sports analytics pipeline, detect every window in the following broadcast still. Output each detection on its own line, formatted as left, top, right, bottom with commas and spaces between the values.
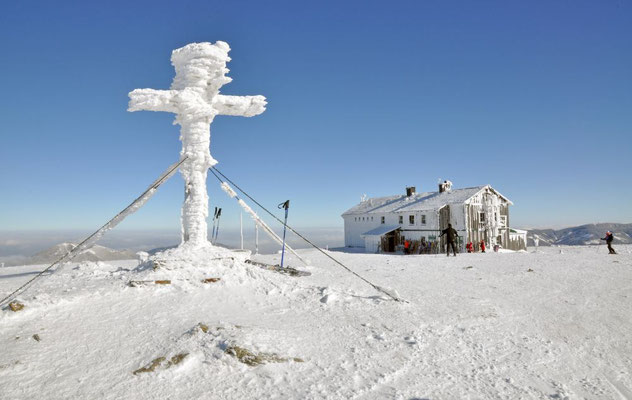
381, 216, 385, 224
409, 215, 415, 225
500, 215, 507, 228
421, 215, 426, 224
480, 212, 485, 222
371, 216, 373, 221
398, 215, 403, 224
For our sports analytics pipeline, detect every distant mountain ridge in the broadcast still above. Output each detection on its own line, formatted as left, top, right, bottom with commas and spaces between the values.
524, 223, 632, 246
5, 243, 138, 267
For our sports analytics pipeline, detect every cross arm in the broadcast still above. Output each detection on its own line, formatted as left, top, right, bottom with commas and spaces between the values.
128, 89, 179, 113
213, 94, 267, 117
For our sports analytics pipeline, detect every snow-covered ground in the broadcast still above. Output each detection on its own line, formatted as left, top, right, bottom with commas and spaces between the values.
1, 245, 631, 399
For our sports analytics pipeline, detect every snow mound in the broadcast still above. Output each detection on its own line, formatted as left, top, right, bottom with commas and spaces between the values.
132, 243, 272, 288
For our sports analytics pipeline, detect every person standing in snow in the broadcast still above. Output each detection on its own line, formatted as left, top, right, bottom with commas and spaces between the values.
480, 239, 486, 253
440, 223, 459, 257
466, 242, 473, 253
404, 239, 410, 255
601, 231, 616, 254
419, 237, 428, 254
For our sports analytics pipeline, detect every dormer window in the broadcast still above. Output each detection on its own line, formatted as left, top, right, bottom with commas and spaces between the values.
398, 215, 403, 224
381, 216, 385, 224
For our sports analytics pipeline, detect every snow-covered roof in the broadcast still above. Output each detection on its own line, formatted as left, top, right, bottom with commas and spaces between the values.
342, 185, 512, 216
361, 225, 401, 237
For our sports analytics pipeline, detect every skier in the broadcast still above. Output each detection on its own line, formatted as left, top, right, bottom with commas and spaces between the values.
480, 239, 486, 253
440, 223, 459, 257
601, 231, 616, 254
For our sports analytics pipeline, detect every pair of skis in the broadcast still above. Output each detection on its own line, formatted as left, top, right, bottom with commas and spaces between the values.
211, 207, 222, 244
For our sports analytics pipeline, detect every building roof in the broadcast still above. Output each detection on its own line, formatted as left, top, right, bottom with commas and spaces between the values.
361, 225, 401, 237
342, 185, 512, 216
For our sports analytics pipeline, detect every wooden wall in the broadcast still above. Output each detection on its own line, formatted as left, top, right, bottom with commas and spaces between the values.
507, 235, 527, 251
465, 203, 485, 250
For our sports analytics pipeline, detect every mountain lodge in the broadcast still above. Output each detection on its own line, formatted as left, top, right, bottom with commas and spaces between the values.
341, 181, 528, 254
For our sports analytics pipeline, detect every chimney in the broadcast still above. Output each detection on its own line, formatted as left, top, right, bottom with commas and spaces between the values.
406, 186, 416, 197
439, 180, 453, 193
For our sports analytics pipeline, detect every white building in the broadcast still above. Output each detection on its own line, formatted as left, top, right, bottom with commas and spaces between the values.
341, 181, 527, 253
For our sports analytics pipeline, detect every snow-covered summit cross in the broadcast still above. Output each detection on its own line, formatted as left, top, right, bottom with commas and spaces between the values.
128, 41, 266, 247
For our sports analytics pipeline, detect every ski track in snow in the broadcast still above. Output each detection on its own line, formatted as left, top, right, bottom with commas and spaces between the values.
1, 245, 631, 399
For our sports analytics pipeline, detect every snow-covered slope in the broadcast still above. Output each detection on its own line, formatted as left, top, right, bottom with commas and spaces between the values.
1, 246, 631, 399
8, 242, 138, 267
527, 223, 632, 246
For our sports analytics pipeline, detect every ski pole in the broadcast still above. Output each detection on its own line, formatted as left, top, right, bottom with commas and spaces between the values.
278, 200, 290, 268
213, 208, 222, 244
211, 206, 219, 241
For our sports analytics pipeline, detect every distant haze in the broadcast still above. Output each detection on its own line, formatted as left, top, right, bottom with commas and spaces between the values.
4, 222, 632, 265
0, 227, 344, 265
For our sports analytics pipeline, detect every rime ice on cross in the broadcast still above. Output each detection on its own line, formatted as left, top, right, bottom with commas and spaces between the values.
128, 41, 266, 246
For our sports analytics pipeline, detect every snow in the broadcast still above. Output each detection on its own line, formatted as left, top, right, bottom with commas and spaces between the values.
220, 182, 238, 198
361, 225, 400, 237
343, 185, 516, 217
342, 186, 486, 215
1, 245, 631, 399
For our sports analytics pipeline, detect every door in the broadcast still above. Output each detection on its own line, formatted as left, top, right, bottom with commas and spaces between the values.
381, 231, 395, 253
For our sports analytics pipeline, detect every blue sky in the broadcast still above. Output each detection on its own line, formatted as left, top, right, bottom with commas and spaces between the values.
1, 0, 631, 237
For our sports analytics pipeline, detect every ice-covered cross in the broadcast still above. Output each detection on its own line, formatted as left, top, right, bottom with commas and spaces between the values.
128, 41, 266, 246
